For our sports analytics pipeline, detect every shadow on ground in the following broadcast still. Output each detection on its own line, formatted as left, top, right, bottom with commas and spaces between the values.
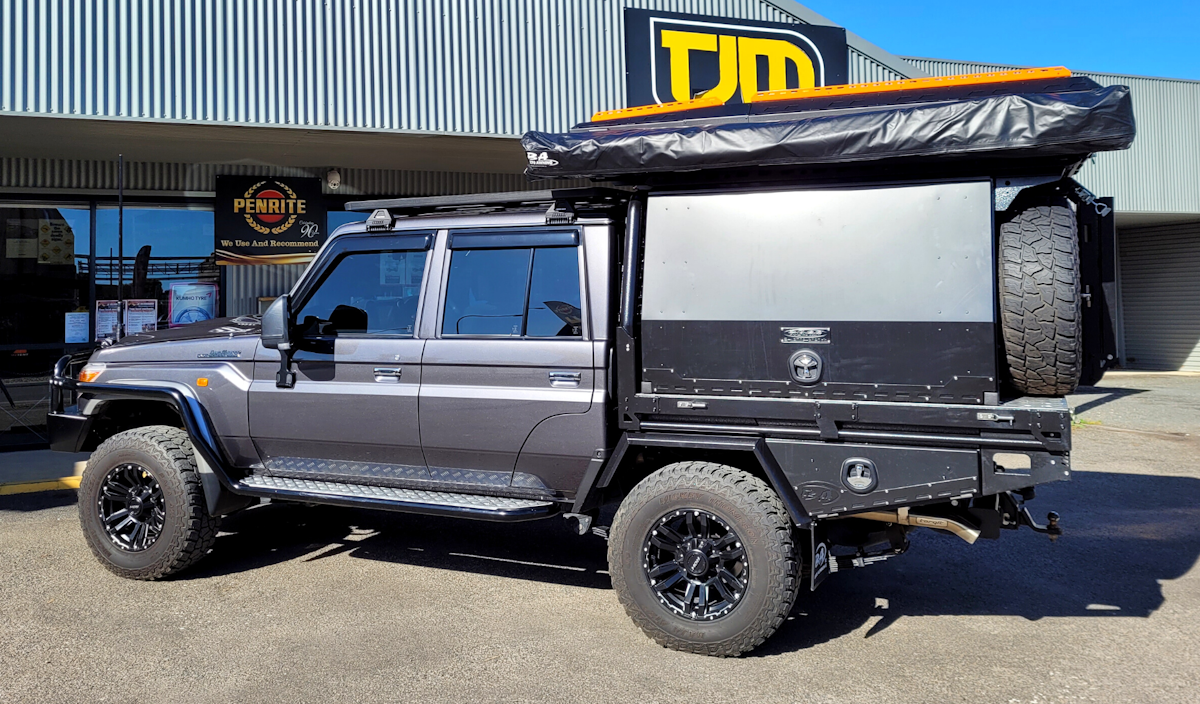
7, 468, 1198, 656
1071, 385, 1149, 416
175, 468, 1200, 654
0, 488, 78, 512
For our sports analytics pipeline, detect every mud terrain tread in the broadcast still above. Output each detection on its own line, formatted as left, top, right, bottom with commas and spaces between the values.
608, 462, 797, 657
79, 426, 219, 580
999, 203, 1081, 396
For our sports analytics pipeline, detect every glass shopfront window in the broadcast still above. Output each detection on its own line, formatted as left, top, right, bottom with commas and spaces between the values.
94, 206, 217, 335
328, 210, 365, 233
0, 203, 90, 447
1, 193, 348, 449
0, 201, 215, 448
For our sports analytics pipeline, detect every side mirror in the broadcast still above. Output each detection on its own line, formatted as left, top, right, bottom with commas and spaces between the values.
260, 295, 291, 350
260, 295, 297, 389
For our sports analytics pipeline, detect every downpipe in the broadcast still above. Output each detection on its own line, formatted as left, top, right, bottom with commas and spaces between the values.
850, 507, 982, 545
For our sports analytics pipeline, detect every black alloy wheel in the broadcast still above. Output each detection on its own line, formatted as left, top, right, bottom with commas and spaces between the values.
97, 463, 166, 552
644, 508, 748, 621
79, 426, 219, 580
609, 462, 798, 656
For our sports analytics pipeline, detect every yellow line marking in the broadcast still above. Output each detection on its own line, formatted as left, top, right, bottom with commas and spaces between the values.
0, 476, 82, 495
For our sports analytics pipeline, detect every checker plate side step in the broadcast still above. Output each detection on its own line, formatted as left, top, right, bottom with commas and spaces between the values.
235, 475, 560, 522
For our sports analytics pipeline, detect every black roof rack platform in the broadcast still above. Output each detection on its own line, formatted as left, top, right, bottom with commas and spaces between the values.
346, 187, 629, 214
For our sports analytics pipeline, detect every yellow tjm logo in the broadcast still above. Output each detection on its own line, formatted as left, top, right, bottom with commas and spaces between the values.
659, 29, 817, 104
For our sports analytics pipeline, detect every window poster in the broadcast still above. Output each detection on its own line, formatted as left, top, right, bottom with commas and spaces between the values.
169, 283, 219, 327
124, 299, 159, 334
37, 218, 75, 265
96, 301, 120, 340
64, 311, 90, 344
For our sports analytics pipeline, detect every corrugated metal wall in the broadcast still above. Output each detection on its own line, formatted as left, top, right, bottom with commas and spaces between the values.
1117, 222, 1200, 371
0, 0, 904, 136
224, 263, 307, 317
904, 57, 1200, 216
849, 48, 906, 83
0, 158, 578, 195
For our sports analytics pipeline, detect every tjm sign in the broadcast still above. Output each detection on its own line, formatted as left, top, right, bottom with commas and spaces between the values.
624, 9, 848, 106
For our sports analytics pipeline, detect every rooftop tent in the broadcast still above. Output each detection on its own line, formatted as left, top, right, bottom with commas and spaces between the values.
521, 69, 1136, 181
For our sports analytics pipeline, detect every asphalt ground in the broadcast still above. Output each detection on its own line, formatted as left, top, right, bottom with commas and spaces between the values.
2, 374, 1198, 703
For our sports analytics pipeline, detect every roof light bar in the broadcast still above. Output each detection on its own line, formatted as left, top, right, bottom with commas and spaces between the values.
590, 66, 1072, 122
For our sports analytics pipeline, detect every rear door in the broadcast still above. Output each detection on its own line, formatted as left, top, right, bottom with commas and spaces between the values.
249, 233, 432, 478
1077, 196, 1119, 385
418, 228, 595, 489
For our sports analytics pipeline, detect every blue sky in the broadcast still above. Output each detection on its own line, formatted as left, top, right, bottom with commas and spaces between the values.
801, 0, 1199, 80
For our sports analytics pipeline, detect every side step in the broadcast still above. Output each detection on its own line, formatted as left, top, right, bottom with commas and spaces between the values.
235, 475, 559, 522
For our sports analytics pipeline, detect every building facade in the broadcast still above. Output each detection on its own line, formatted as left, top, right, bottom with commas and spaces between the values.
0, 1, 1196, 446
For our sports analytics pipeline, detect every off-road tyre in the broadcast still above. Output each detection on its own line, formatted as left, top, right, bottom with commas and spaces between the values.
78, 426, 219, 580
608, 462, 798, 657
998, 201, 1082, 395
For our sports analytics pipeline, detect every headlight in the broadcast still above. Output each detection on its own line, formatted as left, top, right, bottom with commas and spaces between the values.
78, 363, 106, 383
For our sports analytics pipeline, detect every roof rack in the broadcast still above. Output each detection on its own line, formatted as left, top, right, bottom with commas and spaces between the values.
345, 187, 628, 213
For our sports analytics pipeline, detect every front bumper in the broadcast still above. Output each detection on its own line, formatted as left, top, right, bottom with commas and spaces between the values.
47, 409, 91, 453
48, 353, 91, 453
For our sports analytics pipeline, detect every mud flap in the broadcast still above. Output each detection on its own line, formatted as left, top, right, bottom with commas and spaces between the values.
810, 521, 831, 592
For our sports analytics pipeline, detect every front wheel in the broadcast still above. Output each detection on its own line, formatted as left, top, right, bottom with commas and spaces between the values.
78, 426, 219, 580
608, 462, 799, 656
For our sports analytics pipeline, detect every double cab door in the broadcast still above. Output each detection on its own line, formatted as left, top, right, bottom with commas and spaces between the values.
247, 226, 598, 492
249, 233, 431, 480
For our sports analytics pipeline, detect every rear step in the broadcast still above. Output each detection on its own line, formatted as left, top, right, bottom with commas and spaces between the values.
236, 475, 559, 522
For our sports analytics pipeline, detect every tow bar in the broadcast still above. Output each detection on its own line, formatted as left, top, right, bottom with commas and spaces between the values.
1018, 507, 1063, 541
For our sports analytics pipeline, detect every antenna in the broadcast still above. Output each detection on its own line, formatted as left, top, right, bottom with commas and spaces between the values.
117, 153, 125, 339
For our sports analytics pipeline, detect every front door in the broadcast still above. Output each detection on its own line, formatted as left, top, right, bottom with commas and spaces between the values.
419, 229, 595, 488
249, 236, 431, 482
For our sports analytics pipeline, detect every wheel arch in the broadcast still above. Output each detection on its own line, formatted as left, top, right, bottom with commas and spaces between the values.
574, 433, 810, 527
76, 383, 251, 516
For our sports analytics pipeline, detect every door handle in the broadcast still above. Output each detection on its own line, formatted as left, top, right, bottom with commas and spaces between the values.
548, 371, 581, 388
373, 367, 403, 382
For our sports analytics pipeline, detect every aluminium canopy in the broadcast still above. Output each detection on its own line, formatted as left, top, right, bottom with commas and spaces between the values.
521, 71, 1136, 181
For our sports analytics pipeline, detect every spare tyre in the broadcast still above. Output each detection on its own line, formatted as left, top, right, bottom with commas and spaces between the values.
998, 200, 1082, 396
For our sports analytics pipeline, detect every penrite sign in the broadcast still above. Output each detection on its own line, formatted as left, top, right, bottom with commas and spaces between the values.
214, 176, 327, 265
624, 9, 848, 107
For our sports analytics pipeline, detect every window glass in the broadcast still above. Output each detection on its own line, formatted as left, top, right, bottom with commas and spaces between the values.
442, 248, 532, 336
95, 207, 217, 333
0, 204, 89, 447
1, 205, 91, 347
297, 250, 427, 336
526, 247, 582, 337
327, 211, 364, 233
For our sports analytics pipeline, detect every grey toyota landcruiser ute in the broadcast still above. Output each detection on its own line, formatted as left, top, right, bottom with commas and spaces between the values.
48, 72, 1134, 656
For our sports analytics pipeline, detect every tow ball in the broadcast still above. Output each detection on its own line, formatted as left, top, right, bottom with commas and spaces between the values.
1019, 508, 1063, 542
1000, 491, 1063, 541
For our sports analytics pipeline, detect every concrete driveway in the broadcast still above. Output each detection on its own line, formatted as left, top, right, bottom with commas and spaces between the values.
2, 373, 1198, 703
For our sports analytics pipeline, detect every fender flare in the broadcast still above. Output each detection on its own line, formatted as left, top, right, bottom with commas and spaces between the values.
572, 432, 811, 527
69, 381, 253, 516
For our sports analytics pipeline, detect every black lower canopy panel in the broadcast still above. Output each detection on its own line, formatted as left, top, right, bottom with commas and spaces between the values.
641, 320, 997, 404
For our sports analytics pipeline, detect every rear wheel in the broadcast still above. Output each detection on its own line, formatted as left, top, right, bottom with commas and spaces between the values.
608, 462, 798, 657
998, 200, 1082, 395
78, 426, 219, 580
